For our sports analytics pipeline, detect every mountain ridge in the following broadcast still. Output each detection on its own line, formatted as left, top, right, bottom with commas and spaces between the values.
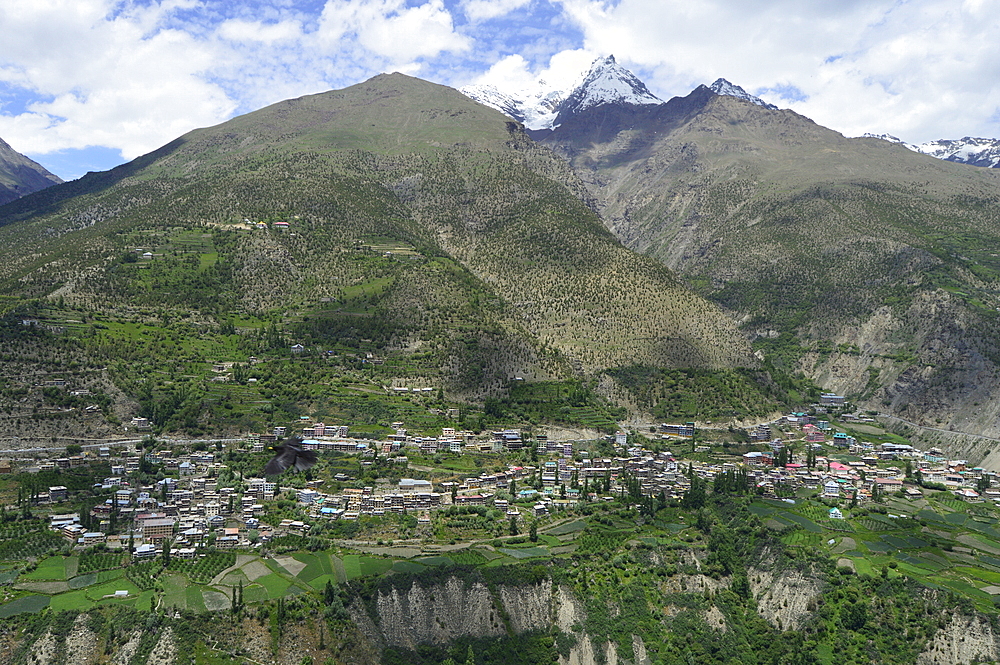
529, 74, 1000, 450
0, 135, 62, 205
864, 132, 1000, 168
461, 56, 779, 132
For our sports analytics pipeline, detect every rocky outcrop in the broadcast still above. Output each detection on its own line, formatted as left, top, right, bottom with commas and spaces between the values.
359, 577, 554, 650
25, 630, 57, 665
749, 565, 822, 630
499, 581, 553, 633
110, 631, 143, 665
147, 628, 177, 664
918, 614, 1000, 665
64, 614, 98, 665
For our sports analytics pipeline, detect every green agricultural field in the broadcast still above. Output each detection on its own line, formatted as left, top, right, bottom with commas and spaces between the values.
782, 532, 824, 548
449, 549, 488, 565
48, 589, 94, 612
499, 547, 549, 559
340, 555, 362, 580
68, 573, 97, 589
185, 586, 207, 612
291, 552, 334, 581
360, 557, 394, 576
163, 573, 190, 610
413, 556, 453, 567
255, 574, 292, 599
306, 574, 336, 590
86, 579, 141, 602
340, 554, 392, 579
774, 512, 823, 533
954, 566, 1000, 585
0, 595, 49, 617
22, 556, 67, 581
243, 585, 269, 604
220, 571, 250, 587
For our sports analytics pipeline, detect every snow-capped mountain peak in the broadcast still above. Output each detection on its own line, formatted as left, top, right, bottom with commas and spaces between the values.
916, 137, 1000, 168
555, 55, 662, 118
461, 81, 569, 131
708, 78, 778, 110
459, 84, 523, 121
862, 133, 1000, 168
460, 55, 661, 131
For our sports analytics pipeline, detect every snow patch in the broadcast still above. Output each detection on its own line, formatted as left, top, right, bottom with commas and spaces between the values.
462, 54, 660, 130
708, 79, 778, 110
861, 133, 1000, 168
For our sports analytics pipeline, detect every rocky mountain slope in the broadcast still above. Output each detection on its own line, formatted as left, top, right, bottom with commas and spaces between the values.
0, 135, 62, 205
522, 66, 1000, 445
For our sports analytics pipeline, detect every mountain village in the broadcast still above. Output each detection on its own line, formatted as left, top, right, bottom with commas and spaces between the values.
8, 47, 1000, 665
8, 387, 993, 564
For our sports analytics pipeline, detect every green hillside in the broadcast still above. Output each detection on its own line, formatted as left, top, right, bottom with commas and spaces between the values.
0, 74, 754, 441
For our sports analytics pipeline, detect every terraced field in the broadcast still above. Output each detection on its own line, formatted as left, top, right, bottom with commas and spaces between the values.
761, 492, 1000, 611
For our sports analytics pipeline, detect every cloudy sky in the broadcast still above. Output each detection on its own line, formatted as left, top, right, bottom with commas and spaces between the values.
2, 0, 999, 180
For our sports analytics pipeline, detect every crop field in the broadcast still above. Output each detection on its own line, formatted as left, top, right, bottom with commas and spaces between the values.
0, 595, 49, 617
341, 554, 394, 580
753, 492, 1000, 611
498, 547, 549, 559
291, 552, 335, 582
22, 556, 67, 581
7, 482, 1000, 621
543, 520, 587, 536
255, 573, 292, 599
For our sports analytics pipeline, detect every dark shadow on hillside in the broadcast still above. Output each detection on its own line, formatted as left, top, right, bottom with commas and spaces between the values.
529, 85, 716, 168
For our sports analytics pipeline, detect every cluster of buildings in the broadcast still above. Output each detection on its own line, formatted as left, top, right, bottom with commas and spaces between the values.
731, 411, 999, 504
35, 401, 1000, 561
43, 449, 284, 556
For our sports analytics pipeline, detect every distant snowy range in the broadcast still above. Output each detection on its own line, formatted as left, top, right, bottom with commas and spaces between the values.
862, 134, 1000, 168
462, 55, 1000, 169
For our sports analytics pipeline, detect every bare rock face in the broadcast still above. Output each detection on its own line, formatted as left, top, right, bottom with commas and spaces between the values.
64, 614, 98, 665
749, 566, 822, 630
25, 630, 57, 665
110, 631, 144, 665
356, 577, 556, 651
499, 580, 553, 633
372, 578, 506, 648
918, 614, 1000, 665
146, 628, 177, 664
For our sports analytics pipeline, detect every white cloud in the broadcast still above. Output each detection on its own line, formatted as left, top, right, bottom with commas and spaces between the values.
5, 0, 1000, 172
218, 19, 303, 43
552, 0, 1000, 143
0, 0, 234, 159
0, 0, 472, 162
462, 0, 533, 22
317, 0, 470, 65
466, 48, 596, 94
